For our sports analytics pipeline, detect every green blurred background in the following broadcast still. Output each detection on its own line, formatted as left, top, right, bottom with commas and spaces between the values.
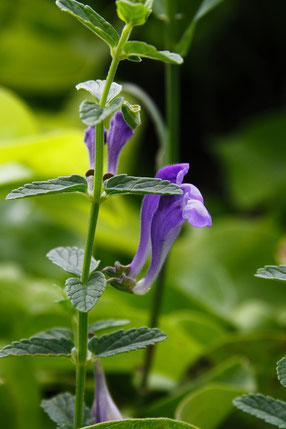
0, 0, 286, 428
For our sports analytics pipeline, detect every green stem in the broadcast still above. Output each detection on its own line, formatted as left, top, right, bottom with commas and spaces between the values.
73, 23, 133, 429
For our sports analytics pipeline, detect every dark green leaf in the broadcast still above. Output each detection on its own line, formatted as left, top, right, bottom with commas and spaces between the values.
41, 392, 92, 427
88, 327, 167, 358
122, 100, 141, 129
116, 0, 151, 26
234, 394, 286, 428
79, 97, 124, 126
177, 0, 224, 56
56, 0, 119, 47
0, 329, 74, 359
256, 265, 286, 281
76, 80, 122, 104
104, 174, 183, 196
84, 418, 198, 428
123, 41, 183, 64
89, 319, 130, 333
65, 271, 106, 313
6, 175, 87, 200
277, 358, 286, 388
47, 246, 100, 277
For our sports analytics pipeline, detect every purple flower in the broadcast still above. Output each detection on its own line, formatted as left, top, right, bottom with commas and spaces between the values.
130, 163, 212, 295
92, 360, 123, 424
106, 111, 134, 175
83, 111, 133, 175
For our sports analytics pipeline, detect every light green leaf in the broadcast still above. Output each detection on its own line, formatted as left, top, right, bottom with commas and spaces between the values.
5, 175, 87, 200
0, 329, 74, 359
65, 271, 106, 313
88, 327, 167, 358
123, 41, 183, 64
41, 392, 92, 427
277, 358, 286, 388
104, 174, 183, 196
122, 100, 141, 129
177, 0, 224, 56
234, 394, 286, 428
176, 384, 246, 429
76, 80, 122, 104
56, 0, 119, 47
84, 418, 199, 428
256, 265, 286, 281
116, 0, 151, 26
89, 319, 130, 333
47, 246, 100, 277
79, 97, 124, 126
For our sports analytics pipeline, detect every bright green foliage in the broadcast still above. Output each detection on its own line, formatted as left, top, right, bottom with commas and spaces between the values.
104, 174, 183, 196
79, 97, 124, 126
41, 393, 92, 427
6, 175, 88, 200
47, 246, 100, 277
277, 358, 286, 388
122, 100, 141, 129
256, 265, 286, 281
177, 0, 225, 56
88, 319, 130, 333
116, 0, 152, 26
123, 41, 183, 64
234, 394, 286, 428
56, 0, 120, 47
176, 384, 247, 429
76, 80, 122, 104
0, 329, 74, 359
84, 418, 199, 428
88, 327, 167, 357
65, 271, 106, 312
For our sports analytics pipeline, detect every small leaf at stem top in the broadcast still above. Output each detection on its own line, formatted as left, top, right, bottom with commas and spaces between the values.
88, 327, 167, 357
47, 246, 100, 277
6, 175, 88, 200
56, 0, 120, 47
116, 0, 152, 26
122, 41, 183, 64
104, 174, 183, 196
65, 271, 106, 313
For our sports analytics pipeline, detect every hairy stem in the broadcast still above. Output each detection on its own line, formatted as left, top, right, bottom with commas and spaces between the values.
73, 23, 132, 429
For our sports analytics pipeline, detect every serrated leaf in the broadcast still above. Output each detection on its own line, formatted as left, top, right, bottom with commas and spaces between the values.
41, 392, 92, 427
104, 174, 183, 196
123, 41, 183, 64
83, 418, 198, 428
6, 175, 87, 200
79, 97, 124, 126
116, 0, 151, 26
256, 265, 286, 281
76, 80, 122, 104
234, 394, 286, 428
277, 358, 286, 388
65, 271, 106, 313
122, 100, 141, 129
56, 0, 119, 47
88, 327, 167, 358
0, 329, 74, 359
88, 319, 130, 333
47, 246, 100, 277
177, 0, 224, 56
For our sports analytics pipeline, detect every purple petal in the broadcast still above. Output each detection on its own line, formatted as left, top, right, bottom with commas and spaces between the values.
183, 199, 212, 227
106, 112, 134, 175
84, 126, 95, 169
92, 360, 122, 423
156, 163, 189, 184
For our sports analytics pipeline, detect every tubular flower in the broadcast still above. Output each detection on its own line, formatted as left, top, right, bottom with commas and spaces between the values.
104, 163, 212, 295
83, 111, 133, 174
106, 111, 134, 175
92, 360, 123, 424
